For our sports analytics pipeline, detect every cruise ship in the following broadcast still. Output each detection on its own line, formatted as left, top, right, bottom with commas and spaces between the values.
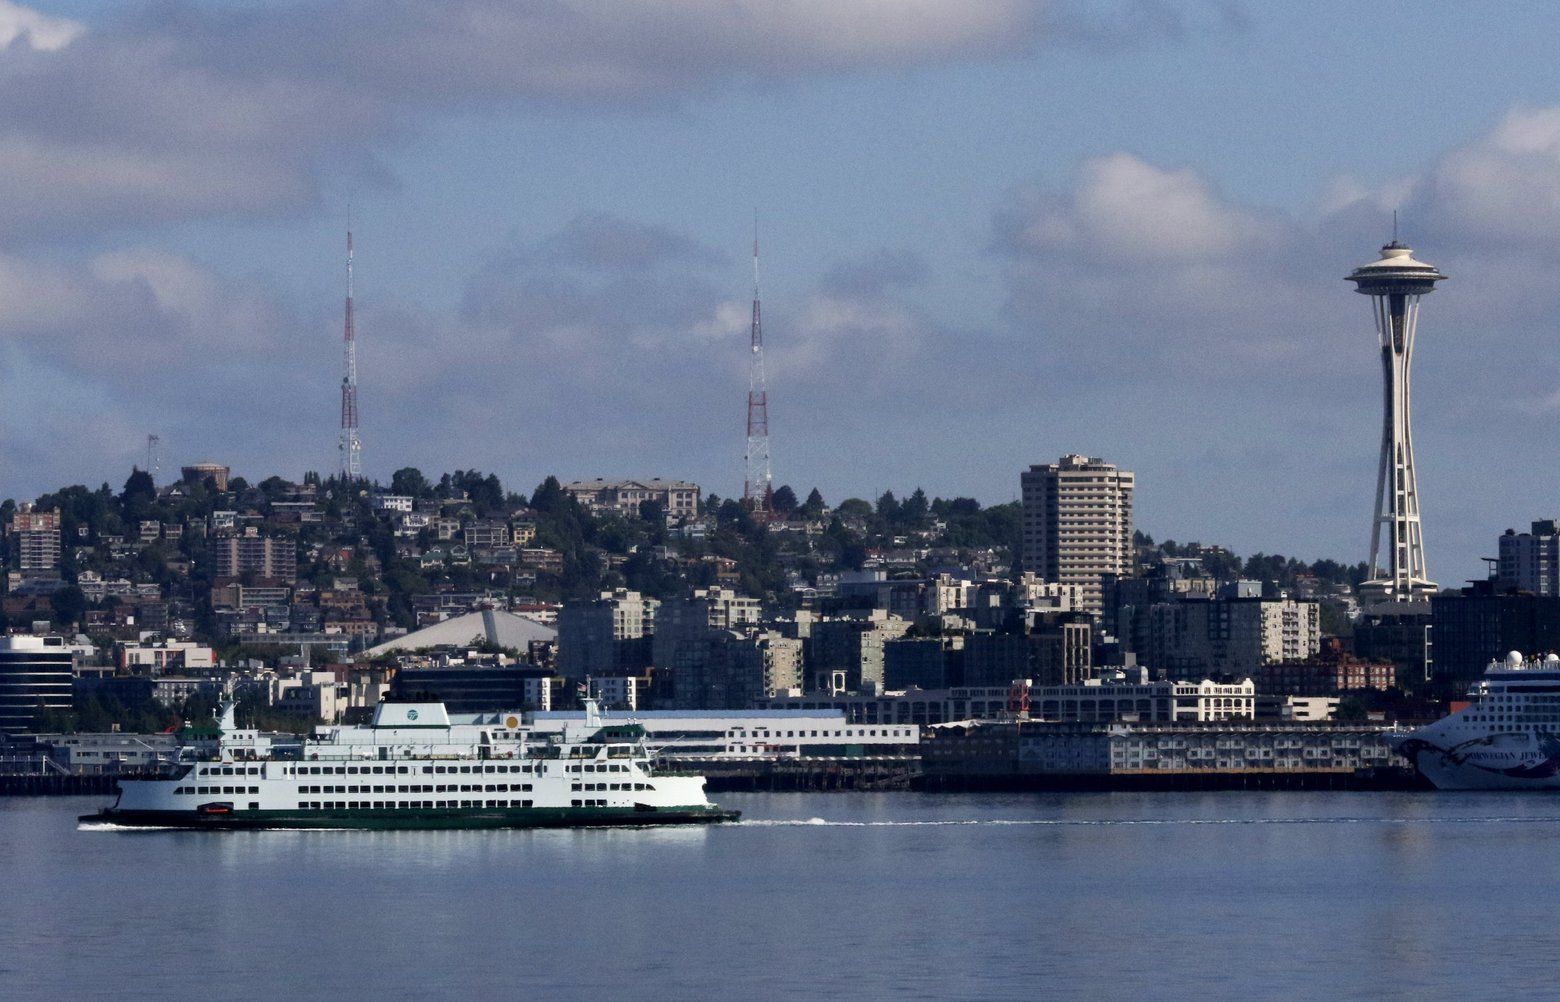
1390, 651, 1560, 790
79, 698, 739, 829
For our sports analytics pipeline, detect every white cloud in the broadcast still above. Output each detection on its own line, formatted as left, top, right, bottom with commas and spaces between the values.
1004, 153, 1275, 264
0, 1, 82, 52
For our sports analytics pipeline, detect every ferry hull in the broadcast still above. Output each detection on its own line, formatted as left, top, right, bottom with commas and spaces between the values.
80, 804, 740, 830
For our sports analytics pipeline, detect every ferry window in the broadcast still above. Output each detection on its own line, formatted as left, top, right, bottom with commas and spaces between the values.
522, 784, 532, 792
523, 800, 533, 807
422, 766, 432, 774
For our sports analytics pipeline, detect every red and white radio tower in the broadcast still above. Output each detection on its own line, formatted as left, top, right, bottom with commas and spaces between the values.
339, 222, 363, 481
743, 220, 773, 516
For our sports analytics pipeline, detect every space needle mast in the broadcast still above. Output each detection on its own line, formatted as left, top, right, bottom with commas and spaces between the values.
1346, 229, 1446, 606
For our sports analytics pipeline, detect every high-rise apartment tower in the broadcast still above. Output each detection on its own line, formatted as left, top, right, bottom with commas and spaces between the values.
1021, 455, 1135, 616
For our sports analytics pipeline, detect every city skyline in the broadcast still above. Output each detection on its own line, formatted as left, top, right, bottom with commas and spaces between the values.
8, 3, 1560, 584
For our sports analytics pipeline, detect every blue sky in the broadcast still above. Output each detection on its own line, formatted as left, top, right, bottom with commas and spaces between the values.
5, 1, 1560, 585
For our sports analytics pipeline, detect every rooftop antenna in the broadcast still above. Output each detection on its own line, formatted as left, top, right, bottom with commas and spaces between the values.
338, 207, 363, 482
1392, 209, 1399, 243
742, 210, 773, 518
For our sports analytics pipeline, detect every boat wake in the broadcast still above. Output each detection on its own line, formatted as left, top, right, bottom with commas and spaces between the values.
738, 815, 1560, 828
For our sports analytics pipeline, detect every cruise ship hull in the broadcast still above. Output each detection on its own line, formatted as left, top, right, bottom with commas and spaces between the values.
1390, 733, 1560, 791
80, 804, 740, 830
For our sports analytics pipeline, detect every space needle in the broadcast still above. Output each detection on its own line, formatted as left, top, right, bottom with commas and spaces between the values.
1347, 235, 1447, 607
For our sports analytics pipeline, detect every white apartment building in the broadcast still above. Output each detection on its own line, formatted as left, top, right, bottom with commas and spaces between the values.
371, 494, 414, 513
1035, 669, 1256, 723
1020, 455, 1134, 617
562, 479, 700, 519
587, 676, 643, 711
118, 640, 216, 673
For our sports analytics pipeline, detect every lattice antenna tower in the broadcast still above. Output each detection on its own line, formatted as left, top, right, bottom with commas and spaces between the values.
339, 216, 363, 481
743, 216, 773, 516
145, 434, 160, 484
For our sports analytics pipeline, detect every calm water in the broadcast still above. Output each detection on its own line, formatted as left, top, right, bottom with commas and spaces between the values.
3, 791, 1559, 999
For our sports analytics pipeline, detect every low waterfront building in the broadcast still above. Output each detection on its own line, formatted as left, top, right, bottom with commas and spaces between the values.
923, 718, 1397, 783
759, 685, 1021, 726
497, 709, 920, 761
18, 731, 180, 774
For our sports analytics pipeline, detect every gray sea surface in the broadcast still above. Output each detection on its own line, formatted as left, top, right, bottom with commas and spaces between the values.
2, 790, 1557, 1000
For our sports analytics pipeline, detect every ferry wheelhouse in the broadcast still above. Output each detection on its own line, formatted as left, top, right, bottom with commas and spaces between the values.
80, 698, 739, 829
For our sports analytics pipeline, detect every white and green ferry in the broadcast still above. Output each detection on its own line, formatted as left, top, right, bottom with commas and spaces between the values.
79, 698, 739, 830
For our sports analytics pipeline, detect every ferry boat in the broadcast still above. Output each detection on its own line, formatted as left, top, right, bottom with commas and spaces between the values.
79, 697, 740, 829
1389, 651, 1560, 790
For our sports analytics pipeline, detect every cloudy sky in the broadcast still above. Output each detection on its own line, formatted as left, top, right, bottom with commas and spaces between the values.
4, 1, 1560, 583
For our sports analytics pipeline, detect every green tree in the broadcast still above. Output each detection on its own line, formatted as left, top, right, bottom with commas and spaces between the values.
119, 469, 157, 520
530, 476, 569, 514
836, 498, 872, 520
770, 485, 798, 516
391, 467, 432, 498
51, 586, 86, 627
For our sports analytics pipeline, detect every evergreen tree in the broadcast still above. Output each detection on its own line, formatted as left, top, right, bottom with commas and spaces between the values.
770, 485, 798, 516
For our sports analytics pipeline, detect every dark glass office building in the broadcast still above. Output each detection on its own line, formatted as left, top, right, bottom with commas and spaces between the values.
390, 667, 552, 714
0, 635, 74, 733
